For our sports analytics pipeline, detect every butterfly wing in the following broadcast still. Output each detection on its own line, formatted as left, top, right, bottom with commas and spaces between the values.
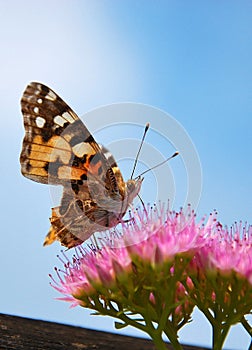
20, 82, 128, 248
20, 82, 122, 192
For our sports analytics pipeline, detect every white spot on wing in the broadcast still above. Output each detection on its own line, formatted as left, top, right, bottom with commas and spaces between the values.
34, 107, 39, 114
73, 142, 94, 157
37, 98, 43, 104
63, 111, 75, 123
46, 90, 57, 101
35, 116, 46, 128
54, 115, 66, 127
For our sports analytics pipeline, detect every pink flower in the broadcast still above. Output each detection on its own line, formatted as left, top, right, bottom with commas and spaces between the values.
51, 205, 204, 302
197, 220, 252, 282
50, 204, 252, 349
123, 204, 205, 261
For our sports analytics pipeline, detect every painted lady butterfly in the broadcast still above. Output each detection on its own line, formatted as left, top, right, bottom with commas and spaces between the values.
20, 82, 143, 248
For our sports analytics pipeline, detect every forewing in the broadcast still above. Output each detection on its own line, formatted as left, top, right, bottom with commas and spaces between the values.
20, 82, 117, 190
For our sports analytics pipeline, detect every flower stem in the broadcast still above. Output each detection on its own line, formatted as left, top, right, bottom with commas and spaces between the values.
163, 322, 183, 350
150, 333, 169, 350
143, 318, 169, 350
212, 323, 230, 350
142, 311, 183, 350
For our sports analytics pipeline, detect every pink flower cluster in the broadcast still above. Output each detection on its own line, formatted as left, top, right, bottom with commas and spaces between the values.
51, 205, 252, 305
198, 220, 252, 284
50, 204, 252, 348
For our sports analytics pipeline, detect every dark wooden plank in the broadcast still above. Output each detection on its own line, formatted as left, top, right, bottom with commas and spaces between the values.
0, 313, 209, 350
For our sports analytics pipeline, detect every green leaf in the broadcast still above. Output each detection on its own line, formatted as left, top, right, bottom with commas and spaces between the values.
114, 321, 128, 329
90, 311, 100, 316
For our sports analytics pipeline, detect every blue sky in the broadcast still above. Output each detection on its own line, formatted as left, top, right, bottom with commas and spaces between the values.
1, 1, 251, 349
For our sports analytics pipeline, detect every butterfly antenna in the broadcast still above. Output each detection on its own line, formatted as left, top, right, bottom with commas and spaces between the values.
136, 151, 179, 178
130, 122, 150, 179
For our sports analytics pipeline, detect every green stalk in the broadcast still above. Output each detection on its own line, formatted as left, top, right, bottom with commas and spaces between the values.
149, 332, 169, 350
163, 321, 183, 350
212, 323, 230, 350
159, 303, 183, 350
142, 306, 183, 350
142, 312, 168, 350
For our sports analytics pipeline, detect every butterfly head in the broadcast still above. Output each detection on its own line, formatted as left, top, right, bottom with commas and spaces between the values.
125, 177, 143, 204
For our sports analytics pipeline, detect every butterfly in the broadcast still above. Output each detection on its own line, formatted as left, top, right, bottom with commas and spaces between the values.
20, 82, 143, 248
